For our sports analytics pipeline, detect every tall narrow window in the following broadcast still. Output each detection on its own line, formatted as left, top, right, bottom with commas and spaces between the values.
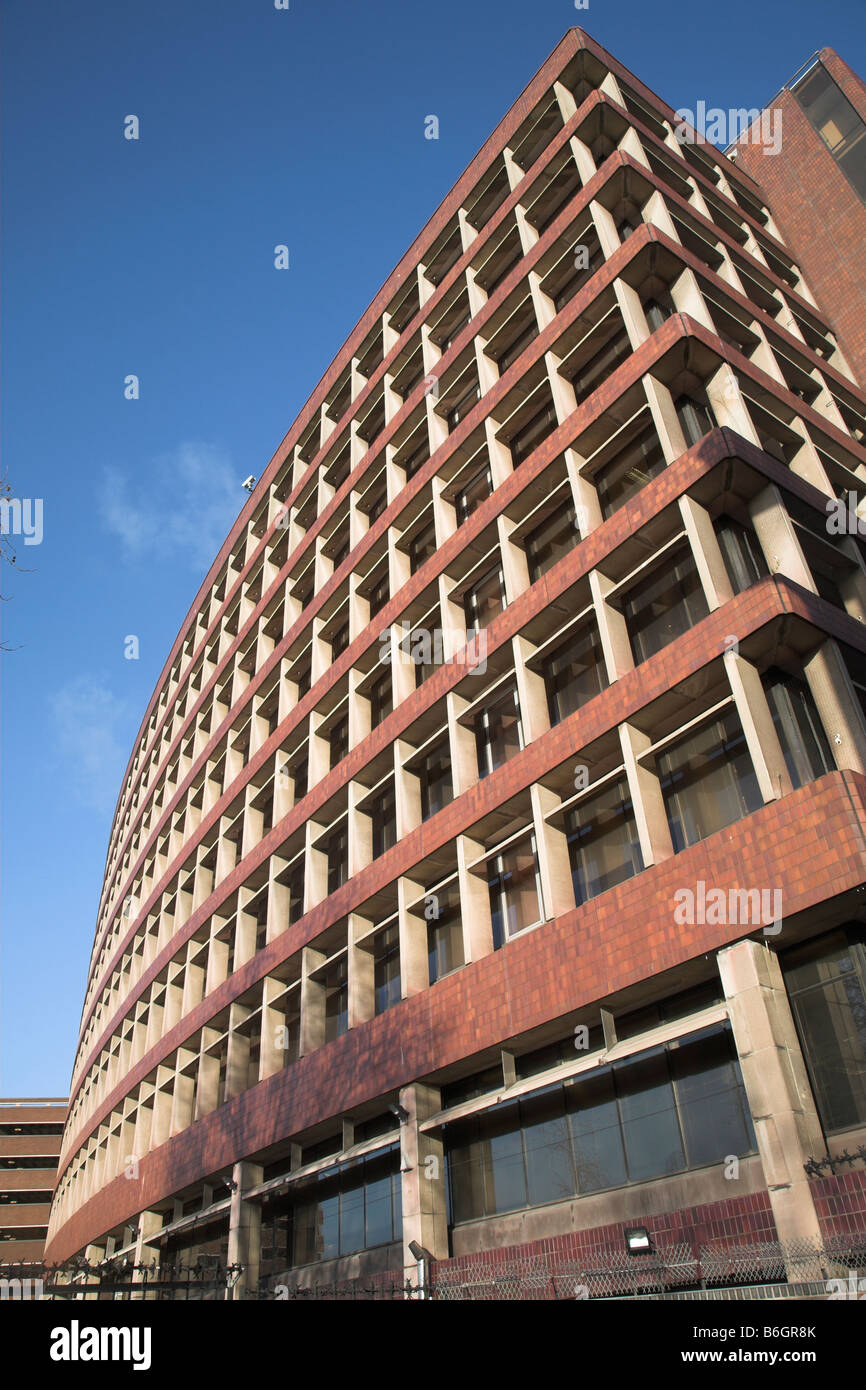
373, 924, 401, 1015
509, 402, 557, 466
464, 563, 505, 633
659, 708, 762, 852
622, 545, 709, 664
418, 740, 453, 821
782, 926, 866, 1132
323, 957, 348, 1042
566, 778, 644, 905
474, 684, 522, 778
594, 423, 666, 518
675, 395, 716, 448
409, 519, 437, 574
426, 880, 464, 984
716, 517, 769, 593
542, 622, 607, 725
370, 785, 397, 859
525, 502, 578, 582
329, 715, 349, 770
369, 671, 393, 729
325, 824, 348, 895
487, 835, 542, 947
454, 461, 493, 525
763, 669, 834, 789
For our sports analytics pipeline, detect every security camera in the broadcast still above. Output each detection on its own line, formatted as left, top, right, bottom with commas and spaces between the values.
242, 475, 256, 491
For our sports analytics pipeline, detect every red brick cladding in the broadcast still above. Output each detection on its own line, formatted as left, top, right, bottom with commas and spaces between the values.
45, 769, 866, 1261
735, 49, 866, 384
811, 1168, 866, 1243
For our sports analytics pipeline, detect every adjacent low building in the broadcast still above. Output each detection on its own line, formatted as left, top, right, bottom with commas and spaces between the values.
45, 28, 866, 1299
1, 1098, 67, 1270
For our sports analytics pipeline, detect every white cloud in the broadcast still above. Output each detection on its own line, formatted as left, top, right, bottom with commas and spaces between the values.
100, 441, 242, 570
48, 675, 131, 814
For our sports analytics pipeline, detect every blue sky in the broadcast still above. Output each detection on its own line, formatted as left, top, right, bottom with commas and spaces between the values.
2, 0, 865, 1097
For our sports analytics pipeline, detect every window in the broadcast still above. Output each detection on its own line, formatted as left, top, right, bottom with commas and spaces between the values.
455, 461, 493, 525
622, 545, 709, 664
446, 382, 481, 431
464, 563, 505, 632
373, 924, 401, 1014
323, 957, 348, 1042
763, 669, 833, 789
716, 517, 769, 593
367, 571, 390, 618
594, 423, 666, 518
402, 441, 428, 481
446, 1024, 754, 1222
566, 778, 644, 905
542, 622, 607, 725
570, 328, 632, 404
369, 671, 392, 728
330, 622, 350, 660
644, 293, 675, 331
487, 835, 542, 947
675, 395, 716, 448
496, 318, 538, 375
792, 61, 866, 204
553, 238, 604, 313
782, 926, 866, 1133
659, 708, 762, 852
474, 684, 522, 777
409, 519, 437, 574
417, 739, 453, 820
509, 402, 557, 466
329, 715, 349, 770
281, 1147, 402, 1267
325, 824, 348, 895
370, 784, 397, 859
525, 502, 578, 582
291, 757, 308, 802
426, 880, 465, 984
295, 655, 312, 699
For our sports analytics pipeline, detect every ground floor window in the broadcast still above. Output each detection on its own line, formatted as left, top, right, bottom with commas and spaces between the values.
782, 925, 866, 1134
264, 1146, 402, 1269
445, 1024, 755, 1223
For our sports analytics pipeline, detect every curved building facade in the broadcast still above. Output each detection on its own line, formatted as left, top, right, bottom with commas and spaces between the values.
47, 29, 866, 1297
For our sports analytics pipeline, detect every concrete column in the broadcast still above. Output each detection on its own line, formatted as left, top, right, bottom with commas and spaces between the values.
512, 634, 551, 744
590, 569, 633, 682
456, 834, 495, 961
530, 784, 575, 919
724, 650, 793, 803
131, 1210, 163, 1298
447, 692, 479, 796
397, 879, 431, 997
619, 723, 674, 868
299, 946, 326, 1055
678, 495, 735, 611
348, 914, 376, 1027
398, 1082, 449, 1284
706, 363, 762, 443
497, 513, 531, 604
226, 1160, 263, 1300
747, 484, 816, 591
717, 940, 826, 1273
643, 374, 688, 462
803, 640, 866, 775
